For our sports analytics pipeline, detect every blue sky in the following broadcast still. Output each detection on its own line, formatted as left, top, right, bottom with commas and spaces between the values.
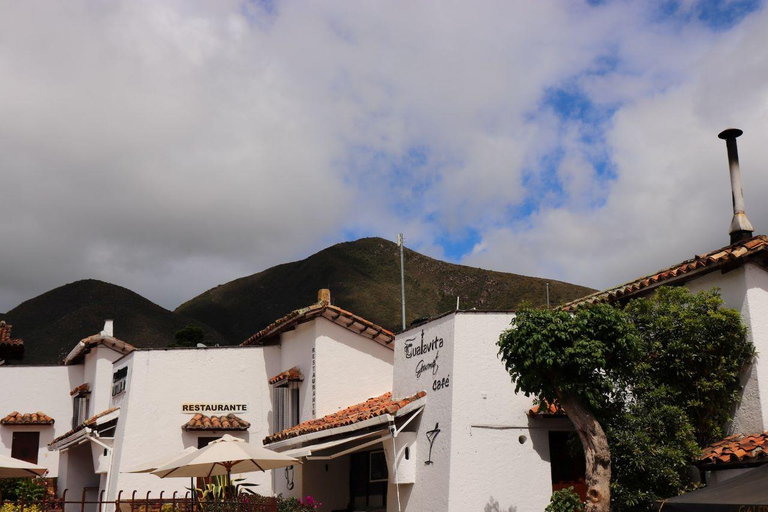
1, 0, 768, 310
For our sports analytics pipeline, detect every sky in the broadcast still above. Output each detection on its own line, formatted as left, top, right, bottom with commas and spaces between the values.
1, 0, 768, 312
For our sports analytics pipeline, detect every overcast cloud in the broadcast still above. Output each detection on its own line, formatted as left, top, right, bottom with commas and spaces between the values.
0, 0, 766, 311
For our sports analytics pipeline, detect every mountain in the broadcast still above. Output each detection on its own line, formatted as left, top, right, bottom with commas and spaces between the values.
2, 279, 225, 365
176, 237, 595, 344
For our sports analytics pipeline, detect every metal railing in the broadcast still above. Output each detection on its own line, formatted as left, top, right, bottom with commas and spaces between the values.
0, 489, 278, 512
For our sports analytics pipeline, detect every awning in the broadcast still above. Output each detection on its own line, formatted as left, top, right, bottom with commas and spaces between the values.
659, 464, 768, 511
48, 408, 120, 451
283, 429, 389, 459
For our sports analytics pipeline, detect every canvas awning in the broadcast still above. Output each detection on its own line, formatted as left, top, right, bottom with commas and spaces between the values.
282, 429, 390, 459
659, 464, 768, 511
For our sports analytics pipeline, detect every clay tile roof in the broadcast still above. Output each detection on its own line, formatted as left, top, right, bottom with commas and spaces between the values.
70, 384, 90, 396
49, 407, 119, 447
240, 299, 394, 350
63, 334, 136, 365
562, 235, 768, 311
182, 414, 251, 431
699, 432, 768, 467
0, 322, 23, 347
264, 390, 426, 445
1, 412, 55, 426
269, 367, 304, 385
527, 400, 566, 417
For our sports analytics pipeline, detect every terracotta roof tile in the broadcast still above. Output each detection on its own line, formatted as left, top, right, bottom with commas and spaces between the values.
0, 322, 23, 347
700, 432, 768, 467
527, 400, 566, 417
241, 296, 394, 349
562, 235, 768, 311
64, 334, 135, 365
1, 412, 55, 426
70, 384, 90, 396
49, 407, 119, 446
264, 390, 426, 445
269, 367, 304, 385
0, 321, 24, 359
182, 414, 251, 431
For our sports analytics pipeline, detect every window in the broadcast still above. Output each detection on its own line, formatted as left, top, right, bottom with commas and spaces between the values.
72, 391, 90, 428
272, 382, 300, 433
112, 367, 128, 396
11, 432, 40, 464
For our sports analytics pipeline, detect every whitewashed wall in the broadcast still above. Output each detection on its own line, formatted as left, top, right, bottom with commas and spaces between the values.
0, 364, 83, 477
314, 318, 393, 417
392, 314, 455, 512
106, 345, 279, 501
82, 346, 125, 418
450, 312, 557, 512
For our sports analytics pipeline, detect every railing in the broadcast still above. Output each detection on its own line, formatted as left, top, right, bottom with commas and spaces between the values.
0, 489, 278, 512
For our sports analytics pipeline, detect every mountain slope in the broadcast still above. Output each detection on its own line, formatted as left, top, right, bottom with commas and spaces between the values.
176, 237, 595, 344
3, 279, 225, 365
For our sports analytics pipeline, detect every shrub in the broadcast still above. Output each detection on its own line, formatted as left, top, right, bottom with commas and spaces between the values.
546, 487, 584, 512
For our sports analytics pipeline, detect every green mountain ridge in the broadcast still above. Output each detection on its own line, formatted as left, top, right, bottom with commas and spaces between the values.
2, 237, 595, 365
2, 279, 225, 365
176, 237, 595, 344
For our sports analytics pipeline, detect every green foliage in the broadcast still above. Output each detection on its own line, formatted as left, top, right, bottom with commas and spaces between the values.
498, 302, 639, 413
0, 504, 42, 512
195, 475, 257, 505
0, 478, 48, 502
546, 487, 584, 512
498, 287, 753, 512
624, 286, 752, 445
173, 324, 206, 347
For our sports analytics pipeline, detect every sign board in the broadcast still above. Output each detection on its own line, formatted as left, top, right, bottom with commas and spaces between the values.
181, 403, 249, 414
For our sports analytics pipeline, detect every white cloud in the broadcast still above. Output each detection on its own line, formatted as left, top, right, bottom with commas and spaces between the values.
0, 0, 765, 310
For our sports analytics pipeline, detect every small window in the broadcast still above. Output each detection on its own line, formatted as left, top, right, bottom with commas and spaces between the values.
72, 392, 90, 428
12, 432, 40, 464
272, 382, 300, 433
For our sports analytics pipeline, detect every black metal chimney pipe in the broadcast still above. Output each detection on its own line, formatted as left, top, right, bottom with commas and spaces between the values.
718, 128, 754, 244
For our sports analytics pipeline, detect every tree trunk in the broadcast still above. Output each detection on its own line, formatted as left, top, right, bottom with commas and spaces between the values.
560, 394, 611, 512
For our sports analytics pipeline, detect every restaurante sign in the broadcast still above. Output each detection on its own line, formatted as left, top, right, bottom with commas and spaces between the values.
181, 403, 248, 414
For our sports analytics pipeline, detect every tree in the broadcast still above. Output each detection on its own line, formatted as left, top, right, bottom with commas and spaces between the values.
173, 324, 206, 347
498, 287, 752, 512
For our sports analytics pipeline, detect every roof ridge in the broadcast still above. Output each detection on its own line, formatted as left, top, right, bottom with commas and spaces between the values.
562, 235, 768, 311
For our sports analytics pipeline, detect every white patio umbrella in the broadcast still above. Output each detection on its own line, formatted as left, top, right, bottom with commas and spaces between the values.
151, 434, 299, 486
0, 454, 47, 478
124, 446, 198, 474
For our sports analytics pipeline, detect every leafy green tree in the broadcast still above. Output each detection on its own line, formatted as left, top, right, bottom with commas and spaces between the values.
498, 287, 752, 512
173, 324, 206, 347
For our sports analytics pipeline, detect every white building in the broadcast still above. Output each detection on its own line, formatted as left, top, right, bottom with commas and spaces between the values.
0, 290, 395, 509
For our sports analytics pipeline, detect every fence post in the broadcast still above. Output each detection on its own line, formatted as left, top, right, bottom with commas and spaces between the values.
81, 488, 87, 512
131, 490, 137, 512
145, 491, 151, 512
99, 489, 105, 512
116, 490, 123, 512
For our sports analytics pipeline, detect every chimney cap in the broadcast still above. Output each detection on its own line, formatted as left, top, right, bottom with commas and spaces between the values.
317, 289, 331, 304
718, 128, 743, 140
